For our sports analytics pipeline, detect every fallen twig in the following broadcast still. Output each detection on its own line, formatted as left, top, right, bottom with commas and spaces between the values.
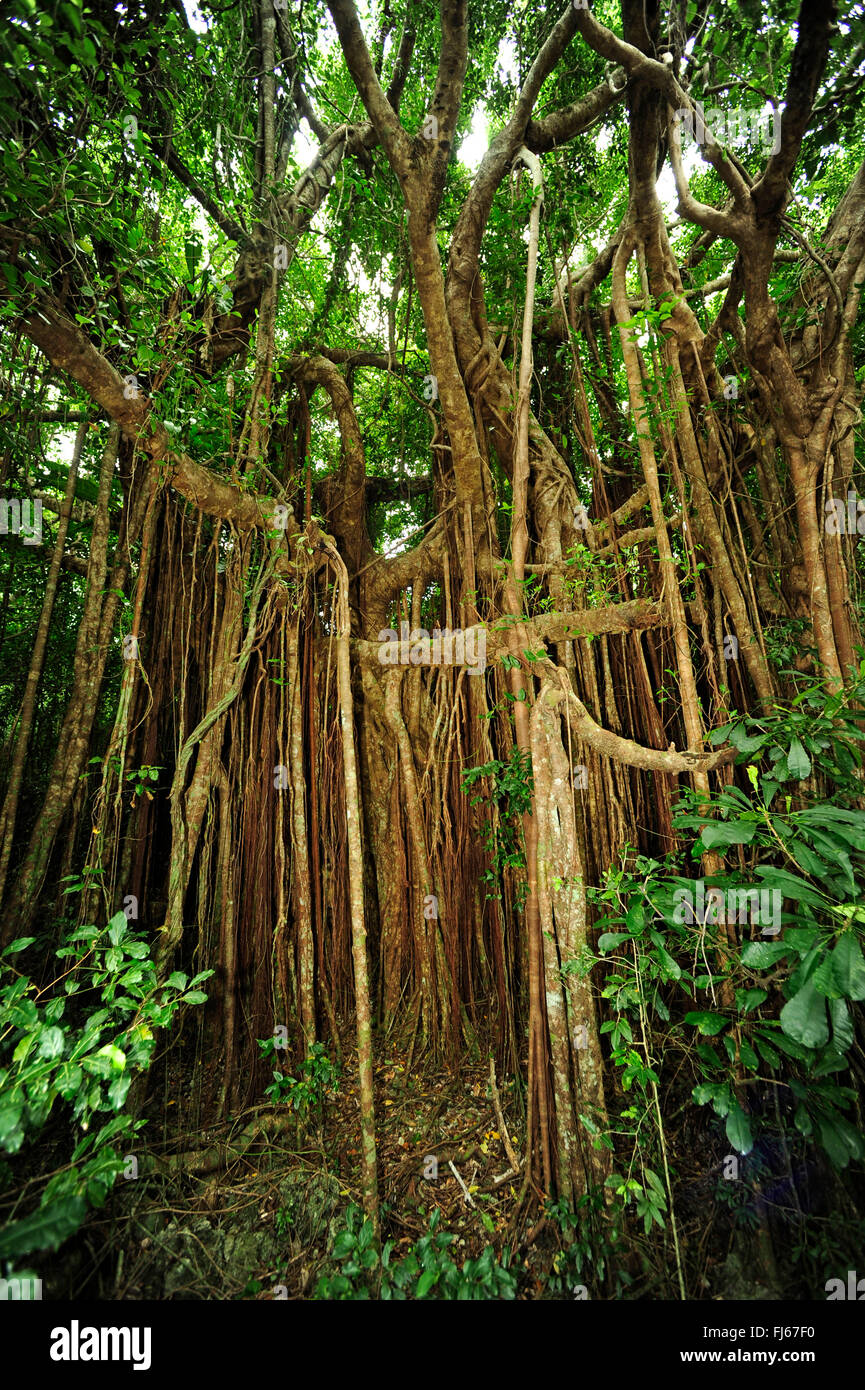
489, 1058, 521, 1171
448, 1159, 476, 1208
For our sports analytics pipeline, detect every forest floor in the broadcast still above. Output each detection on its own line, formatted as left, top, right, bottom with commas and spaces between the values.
45, 1040, 574, 1300
40, 1032, 801, 1301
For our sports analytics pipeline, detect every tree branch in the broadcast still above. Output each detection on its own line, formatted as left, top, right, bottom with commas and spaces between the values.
545, 682, 736, 773
752, 0, 838, 219
429, 0, 469, 144
326, 0, 409, 170
525, 70, 627, 152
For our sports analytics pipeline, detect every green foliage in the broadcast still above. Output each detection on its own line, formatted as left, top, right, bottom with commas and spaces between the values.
0, 911, 211, 1259
590, 682, 865, 1173
705, 668, 865, 803
461, 749, 533, 907
712, 1151, 767, 1233
258, 1040, 340, 1118
545, 1188, 632, 1298
125, 764, 162, 799
315, 1204, 518, 1301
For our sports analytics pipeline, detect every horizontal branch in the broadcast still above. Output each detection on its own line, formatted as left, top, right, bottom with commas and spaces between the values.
545, 683, 736, 773
17, 294, 330, 577
352, 598, 666, 660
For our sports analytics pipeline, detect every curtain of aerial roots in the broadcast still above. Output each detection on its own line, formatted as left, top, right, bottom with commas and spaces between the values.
359, 586, 520, 1070
7, 221, 858, 1226
0, 427, 154, 940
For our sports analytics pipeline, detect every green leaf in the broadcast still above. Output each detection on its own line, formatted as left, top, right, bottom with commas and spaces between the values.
1, 937, 36, 956
38, 1026, 65, 1059
333, 1231, 356, 1259
762, 1029, 810, 1061
684, 1011, 728, 1035
812, 952, 843, 999
108, 913, 128, 946
829, 997, 855, 1051
96, 1043, 126, 1070
695, 1042, 722, 1070
0, 1195, 87, 1258
780, 979, 829, 1048
700, 822, 756, 850
830, 933, 865, 1001
741, 940, 789, 968
598, 932, 632, 951
817, 1113, 864, 1169
786, 737, 811, 780
786, 841, 828, 878
13, 1033, 35, 1065
725, 1104, 753, 1155
754, 865, 827, 909
754, 1035, 780, 1067
735, 987, 768, 1012
0, 1103, 24, 1152
729, 726, 765, 754
416, 1269, 437, 1297
692, 1081, 732, 1115
653, 944, 681, 980
108, 1073, 131, 1108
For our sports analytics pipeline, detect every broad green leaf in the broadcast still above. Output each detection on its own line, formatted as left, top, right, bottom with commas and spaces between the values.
741, 940, 789, 968
0, 1195, 87, 1258
754, 865, 827, 909
812, 952, 843, 999
700, 823, 756, 850
333, 1231, 356, 1259
108, 913, 128, 946
598, 932, 631, 951
829, 998, 855, 1051
725, 1104, 753, 1155
0, 1103, 24, 1152
1, 937, 36, 956
817, 1113, 864, 1169
38, 1026, 65, 1059
786, 737, 811, 780
780, 979, 829, 1048
729, 726, 765, 754
96, 1043, 126, 1070
735, 987, 768, 1012
684, 1011, 728, 1036
830, 932, 865, 1000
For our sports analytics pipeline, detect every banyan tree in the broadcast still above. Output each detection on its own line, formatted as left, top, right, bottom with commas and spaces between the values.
1, 0, 864, 1279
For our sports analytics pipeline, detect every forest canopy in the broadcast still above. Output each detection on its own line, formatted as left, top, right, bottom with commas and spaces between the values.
1, 0, 864, 1307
